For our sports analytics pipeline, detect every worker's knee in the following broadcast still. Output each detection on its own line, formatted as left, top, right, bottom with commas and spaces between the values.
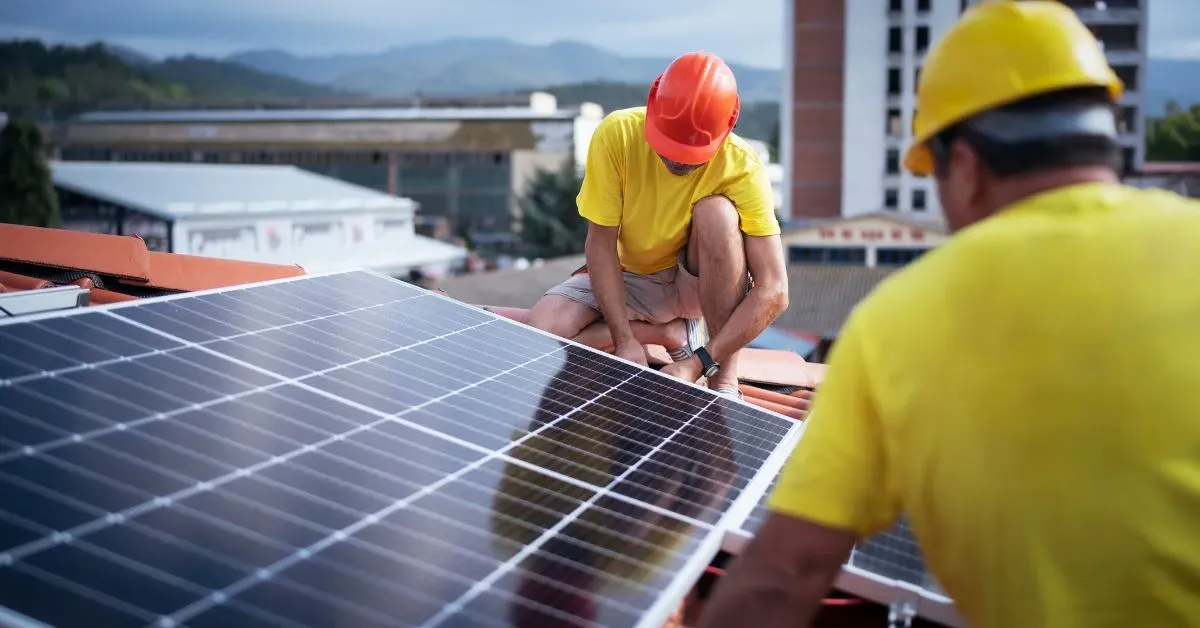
692, 195, 740, 239
526, 294, 597, 338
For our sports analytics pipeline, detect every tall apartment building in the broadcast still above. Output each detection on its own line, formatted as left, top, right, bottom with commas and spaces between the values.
780, 0, 1149, 220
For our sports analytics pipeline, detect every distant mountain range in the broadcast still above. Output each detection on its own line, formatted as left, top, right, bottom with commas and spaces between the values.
225, 38, 784, 102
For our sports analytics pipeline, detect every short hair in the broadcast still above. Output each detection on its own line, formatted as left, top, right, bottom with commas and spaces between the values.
930, 87, 1123, 179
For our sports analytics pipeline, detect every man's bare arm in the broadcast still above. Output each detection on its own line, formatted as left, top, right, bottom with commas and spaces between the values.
705, 233, 789, 363
584, 222, 640, 358
699, 512, 857, 628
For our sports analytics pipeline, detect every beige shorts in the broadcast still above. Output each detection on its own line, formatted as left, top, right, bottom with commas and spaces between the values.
545, 253, 703, 325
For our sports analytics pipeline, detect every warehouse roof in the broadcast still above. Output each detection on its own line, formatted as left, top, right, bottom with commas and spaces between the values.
71, 106, 590, 125
51, 161, 416, 221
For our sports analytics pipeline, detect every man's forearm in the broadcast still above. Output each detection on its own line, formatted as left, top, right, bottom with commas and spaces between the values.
706, 283, 787, 363
699, 565, 829, 628
585, 235, 634, 344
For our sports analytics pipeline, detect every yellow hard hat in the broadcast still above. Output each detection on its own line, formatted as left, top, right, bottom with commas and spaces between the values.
904, 0, 1124, 176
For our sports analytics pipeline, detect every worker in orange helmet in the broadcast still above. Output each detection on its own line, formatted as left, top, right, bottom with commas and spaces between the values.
702, 1, 1200, 627
527, 52, 788, 398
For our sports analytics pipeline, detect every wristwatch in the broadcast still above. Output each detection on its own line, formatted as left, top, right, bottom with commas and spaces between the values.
695, 346, 720, 379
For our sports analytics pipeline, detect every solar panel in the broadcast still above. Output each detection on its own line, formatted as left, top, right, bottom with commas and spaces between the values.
729, 470, 963, 627
0, 269, 802, 628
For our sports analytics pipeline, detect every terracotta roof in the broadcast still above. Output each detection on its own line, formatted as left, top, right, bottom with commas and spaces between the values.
434, 254, 585, 308
0, 224, 305, 299
474, 304, 822, 422
777, 264, 897, 339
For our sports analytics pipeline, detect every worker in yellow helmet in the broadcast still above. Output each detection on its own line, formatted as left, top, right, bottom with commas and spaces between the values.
701, 2, 1200, 627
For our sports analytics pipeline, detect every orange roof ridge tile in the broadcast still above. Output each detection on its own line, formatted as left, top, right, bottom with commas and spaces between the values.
138, 251, 304, 292
0, 224, 151, 281
0, 270, 54, 291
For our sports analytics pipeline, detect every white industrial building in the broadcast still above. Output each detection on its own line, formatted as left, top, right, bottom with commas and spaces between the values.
50, 161, 468, 278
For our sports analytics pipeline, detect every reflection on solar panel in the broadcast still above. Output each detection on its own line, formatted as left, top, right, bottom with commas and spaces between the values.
732, 472, 962, 627
0, 270, 801, 628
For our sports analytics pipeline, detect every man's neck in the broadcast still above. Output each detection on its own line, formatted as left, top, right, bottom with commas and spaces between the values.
984, 166, 1120, 215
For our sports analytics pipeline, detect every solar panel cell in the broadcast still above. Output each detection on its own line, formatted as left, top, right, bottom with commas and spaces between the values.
0, 270, 802, 627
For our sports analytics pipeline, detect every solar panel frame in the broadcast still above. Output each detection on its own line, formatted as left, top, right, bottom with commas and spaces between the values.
0, 268, 804, 628
723, 425, 966, 628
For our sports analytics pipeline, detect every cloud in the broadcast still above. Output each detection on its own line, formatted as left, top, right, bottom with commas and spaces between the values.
1, 0, 1197, 69
0, 0, 785, 67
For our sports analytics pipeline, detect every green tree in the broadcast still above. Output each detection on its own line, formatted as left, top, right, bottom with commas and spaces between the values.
0, 117, 61, 227
1145, 102, 1200, 162
518, 157, 587, 258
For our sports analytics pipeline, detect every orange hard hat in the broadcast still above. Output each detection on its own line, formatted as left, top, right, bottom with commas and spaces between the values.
645, 52, 740, 165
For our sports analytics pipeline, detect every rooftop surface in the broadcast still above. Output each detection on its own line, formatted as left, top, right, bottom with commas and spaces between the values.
52, 161, 416, 221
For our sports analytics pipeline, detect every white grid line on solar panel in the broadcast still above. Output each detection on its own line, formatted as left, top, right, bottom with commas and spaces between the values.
417, 395, 717, 628
156, 385, 711, 626
115, 296, 744, 532
403, 337, 781, 472
0, 338, 724, 624
121, 282, 456, 353
0, 340, 565, 566
0, 318, 722, 535
0, 279, 782, 559
0, 333, 710, 590
850, 520, 940, 590
1, 458, 684, 628
1, 359, 710, 573
0, 419, 696, 600
0, 292, 428, 388
101, 285, 771, 530
0, 312, 497, 463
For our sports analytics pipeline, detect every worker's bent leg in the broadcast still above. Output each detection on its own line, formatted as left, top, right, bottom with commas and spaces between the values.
684, 195, 749, 392
529, 275, 689, 351
572, 319, 689, 353
527, 294, 600, 339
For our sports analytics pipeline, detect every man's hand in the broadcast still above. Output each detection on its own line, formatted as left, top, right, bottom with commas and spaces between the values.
661, 355, 702, 383
614, 337, 649, 367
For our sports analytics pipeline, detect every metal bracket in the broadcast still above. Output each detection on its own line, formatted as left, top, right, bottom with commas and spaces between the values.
0, 286, 90, 317
888, 601, 917, 628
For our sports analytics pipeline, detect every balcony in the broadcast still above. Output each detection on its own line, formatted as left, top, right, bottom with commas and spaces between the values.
1074, 7, 1142, 24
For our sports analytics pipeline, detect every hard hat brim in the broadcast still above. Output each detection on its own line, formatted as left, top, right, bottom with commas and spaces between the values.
644, 118, 724, 166
903, 143, 935, 178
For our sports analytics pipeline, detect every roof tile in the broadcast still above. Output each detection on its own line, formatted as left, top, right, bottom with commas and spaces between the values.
142, 251, 304, 291
0, 224, 152, 281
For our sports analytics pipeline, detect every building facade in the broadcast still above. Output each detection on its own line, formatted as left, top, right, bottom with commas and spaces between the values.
782, 0, 1149, 220
51, 93, 604, 239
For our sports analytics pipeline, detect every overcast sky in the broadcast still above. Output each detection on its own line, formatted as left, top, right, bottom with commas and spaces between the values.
1, 0, 1197, 68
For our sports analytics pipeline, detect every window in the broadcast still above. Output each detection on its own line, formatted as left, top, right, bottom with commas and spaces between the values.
789, 247, 868, 266
917, 0, 931, 12
877, 248, 930, 266
885, 188, 899, 210
1122, 147, 1136, 174
889, 0, 903, 12
1113, 65, 1137, 91
888, 27, 903, 53
1118, 106, 1138, 134
912, 189, 928, 211
916, 26, 930, 53
887, 108, 903, 135
914, 66, 923, 92
888, 68, 902, 95
886, 149, 900, 175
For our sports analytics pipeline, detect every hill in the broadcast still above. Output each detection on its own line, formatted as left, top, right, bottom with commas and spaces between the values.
228, 38, 783, 102
541, 81, 779, 143
0, 39, 342, 117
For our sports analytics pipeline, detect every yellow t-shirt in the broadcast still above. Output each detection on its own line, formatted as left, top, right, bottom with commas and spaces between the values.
769, 182, 1200, 628
576, 107, 780, 275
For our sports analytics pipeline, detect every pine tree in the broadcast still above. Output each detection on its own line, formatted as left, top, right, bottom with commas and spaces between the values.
518, 157, 587, 259
0, 117, 60, 227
